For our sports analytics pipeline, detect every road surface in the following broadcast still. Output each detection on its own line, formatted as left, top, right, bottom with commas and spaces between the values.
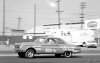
0, 54, 99, 63
0, 53, 100, 63
0, 45, 100, 63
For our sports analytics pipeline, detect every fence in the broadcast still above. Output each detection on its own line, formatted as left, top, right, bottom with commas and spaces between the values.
0, 36, 42, 44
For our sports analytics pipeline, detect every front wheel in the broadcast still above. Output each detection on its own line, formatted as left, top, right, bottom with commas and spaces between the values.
64, 51, 72, 58
25, 49, 35, 58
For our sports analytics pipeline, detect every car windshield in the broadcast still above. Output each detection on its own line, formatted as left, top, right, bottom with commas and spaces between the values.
46, 38, 55, 44
34, 38, 46, 43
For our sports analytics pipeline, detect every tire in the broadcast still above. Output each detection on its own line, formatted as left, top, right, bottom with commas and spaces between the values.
18, 52, 25, 58
87, 46, 97, 48
94, 46, 97, 48
64, 51, 72, 58
82, 42, 86, 47
55, 54, 61, 57
25, 49, 35, 58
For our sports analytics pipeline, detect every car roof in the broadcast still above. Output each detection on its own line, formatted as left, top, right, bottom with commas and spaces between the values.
40, 36, 59, 39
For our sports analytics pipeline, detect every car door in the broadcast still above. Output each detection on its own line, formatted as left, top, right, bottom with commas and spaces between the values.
34, 37, 47, 54
54, 38, 67, 52
41, 38, 64, 54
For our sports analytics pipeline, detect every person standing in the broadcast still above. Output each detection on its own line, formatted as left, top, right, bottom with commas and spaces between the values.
6, 39, 9, 47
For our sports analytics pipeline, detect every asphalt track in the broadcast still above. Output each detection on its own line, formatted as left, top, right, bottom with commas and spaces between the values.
0, 45, 100, 63
0, 54, 100, 63
1, 53, 100, 56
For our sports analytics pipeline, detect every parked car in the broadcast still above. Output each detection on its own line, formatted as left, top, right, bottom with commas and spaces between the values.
14, 36, 81, 58
86, 41, 98, 48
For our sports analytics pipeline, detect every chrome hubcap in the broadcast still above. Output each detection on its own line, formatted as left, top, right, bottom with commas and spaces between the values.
27, 51, 34, 57
65, 51, 71, 57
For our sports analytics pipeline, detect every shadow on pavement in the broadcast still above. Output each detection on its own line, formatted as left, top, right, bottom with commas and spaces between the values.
18, 55, 83, 59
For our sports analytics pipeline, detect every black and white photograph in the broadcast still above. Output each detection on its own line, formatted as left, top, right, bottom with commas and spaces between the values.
0, 0, 100, 63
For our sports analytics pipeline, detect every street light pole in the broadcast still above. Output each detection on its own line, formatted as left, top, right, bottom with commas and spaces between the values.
34, 4, 36, 36
57, 0, 60, 29
3, 0, 6, 41
56, 0, 63, 29
17, 16, 22, 30
80, 2, 86, 30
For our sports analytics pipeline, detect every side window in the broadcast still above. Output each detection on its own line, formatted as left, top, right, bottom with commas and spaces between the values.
54, 38, 65, 44
46, 38, 55, 44
36, 38, 46, 43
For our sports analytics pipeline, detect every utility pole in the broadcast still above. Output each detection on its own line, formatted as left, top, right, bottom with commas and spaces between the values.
3, 0, 6, 41
80, 2, 86, 30
56, 0, 63, 29
34, 4, 36, 36
17, 16, 22, 30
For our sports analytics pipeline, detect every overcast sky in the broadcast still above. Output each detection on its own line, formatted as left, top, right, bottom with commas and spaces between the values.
0, 0, 100, 31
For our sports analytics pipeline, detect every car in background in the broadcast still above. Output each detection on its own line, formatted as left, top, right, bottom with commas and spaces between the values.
86, 41, 98, 48
14, 36, 81, 58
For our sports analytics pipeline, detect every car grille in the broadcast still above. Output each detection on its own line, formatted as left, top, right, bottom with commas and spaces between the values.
14, 45, 20, 48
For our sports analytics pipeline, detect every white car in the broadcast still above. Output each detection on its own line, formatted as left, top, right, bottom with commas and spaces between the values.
86, 41, 98, 48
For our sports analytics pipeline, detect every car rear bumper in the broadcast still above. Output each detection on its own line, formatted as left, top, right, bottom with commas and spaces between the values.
72, 48, 81, 53
73, 50, 81, 53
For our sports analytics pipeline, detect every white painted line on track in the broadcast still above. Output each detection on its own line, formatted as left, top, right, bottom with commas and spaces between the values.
0, 53, 100, 56
0, 54, 18, 56
74, 53, 100, 56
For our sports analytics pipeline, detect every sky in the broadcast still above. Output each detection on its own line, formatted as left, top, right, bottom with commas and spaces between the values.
0, 0, 100, 32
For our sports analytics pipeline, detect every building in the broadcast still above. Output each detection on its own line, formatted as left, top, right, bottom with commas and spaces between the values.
10, 29, 25, 36
25, 19, 100, 39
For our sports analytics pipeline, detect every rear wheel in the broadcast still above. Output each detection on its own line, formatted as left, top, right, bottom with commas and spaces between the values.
18, 52, 25, 58
55, 54, 61, 57
25, 49, 35, 58
64, 51, 72, 58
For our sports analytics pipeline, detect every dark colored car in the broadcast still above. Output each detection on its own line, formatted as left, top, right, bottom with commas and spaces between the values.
14, 37, 81, 58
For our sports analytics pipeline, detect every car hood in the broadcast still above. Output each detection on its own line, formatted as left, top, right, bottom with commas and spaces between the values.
15, 42, 37, 45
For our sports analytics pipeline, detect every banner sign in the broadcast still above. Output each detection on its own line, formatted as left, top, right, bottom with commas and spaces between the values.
84, 19, 100, 29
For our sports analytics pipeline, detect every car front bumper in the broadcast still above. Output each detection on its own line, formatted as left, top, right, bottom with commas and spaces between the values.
15, 48, 25, 53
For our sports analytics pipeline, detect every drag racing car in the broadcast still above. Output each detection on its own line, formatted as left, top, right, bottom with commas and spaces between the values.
14, 36, 81, 58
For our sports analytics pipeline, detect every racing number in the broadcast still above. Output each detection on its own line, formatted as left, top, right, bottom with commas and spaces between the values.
45, 48, 56, 53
